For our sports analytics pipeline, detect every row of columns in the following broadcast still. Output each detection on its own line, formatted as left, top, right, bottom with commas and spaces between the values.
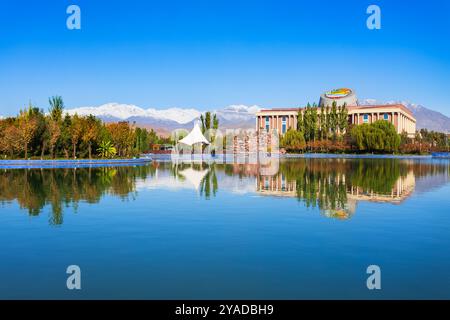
352, 112, 395, 125
256, 115, 297, 133
257, 111, 416, 135
398, 113, 415, 134
351, 112, 415, 134
257, 174, 296, 192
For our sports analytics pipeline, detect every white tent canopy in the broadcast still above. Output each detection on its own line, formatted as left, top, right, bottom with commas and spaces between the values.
179, 122, 210, 146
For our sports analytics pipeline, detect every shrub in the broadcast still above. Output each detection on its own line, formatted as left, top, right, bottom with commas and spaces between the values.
280, 129, 306, 152
350, 120, 400, 153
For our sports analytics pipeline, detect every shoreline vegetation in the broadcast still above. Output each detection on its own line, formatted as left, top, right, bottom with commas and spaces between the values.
0, 158, 152, 169
1, 97, 448, 160
279, 102, 449, 155
0, 96, 170, 160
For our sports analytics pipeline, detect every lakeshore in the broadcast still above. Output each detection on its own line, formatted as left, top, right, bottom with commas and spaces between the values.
0, 157, 152, 169
146, 152, 436, 163
0, 153, 439, 169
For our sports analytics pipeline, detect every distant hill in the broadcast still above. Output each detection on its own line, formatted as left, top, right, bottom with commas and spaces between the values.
403, 103, 450, 133
360, 99, 450, 133
66, 103, 259, 136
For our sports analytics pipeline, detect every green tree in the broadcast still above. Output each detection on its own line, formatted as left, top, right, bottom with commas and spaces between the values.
372, 120, 400, 152
319, 105, 326, 140
311, 106, 318, 142
200, 114, 205, 132
330, 101, 338, 138
205, 112, 211, 131
200, 111, 218, 133
338, 103, 349, 135
325, 106, 331, 139
303, 103, 312, 142
281, 129, 306, 152
213, 114, 219, 129
49, 96, 64, 122
97, 141, 117, 158
303, 103, 319, 142
60, 114, 72, 159
351, 120, 400, 153
297, 109, 304, 133
135, 127, 151, 153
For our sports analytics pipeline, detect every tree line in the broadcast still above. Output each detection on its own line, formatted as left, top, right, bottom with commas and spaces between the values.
280, 101, 449, 154
0, 165, 157, 224
0, 96, 167, 159
281, 101, 354, 153
401, 128, 449, 154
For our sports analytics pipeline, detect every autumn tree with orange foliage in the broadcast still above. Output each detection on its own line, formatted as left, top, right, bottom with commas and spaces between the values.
17, 106, 39, 159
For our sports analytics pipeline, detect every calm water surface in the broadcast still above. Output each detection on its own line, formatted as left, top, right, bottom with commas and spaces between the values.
0, 158, 449, 299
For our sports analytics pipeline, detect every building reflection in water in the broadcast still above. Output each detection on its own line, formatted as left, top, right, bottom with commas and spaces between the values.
0, 158, 448, 224
255, 159, 425, 220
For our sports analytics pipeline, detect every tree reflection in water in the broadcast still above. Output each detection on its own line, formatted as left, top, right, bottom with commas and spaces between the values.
0, 159, 448, 224
258, 159, 449, 219
0, 165, 157, 225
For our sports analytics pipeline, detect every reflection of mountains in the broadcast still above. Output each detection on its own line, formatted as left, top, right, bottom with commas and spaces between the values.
414, 170, 450, 195
0, 159, 448, 224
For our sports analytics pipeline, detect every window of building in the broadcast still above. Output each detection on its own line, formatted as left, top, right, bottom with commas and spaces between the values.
363, 114, 369, 123
384, 113, 389, 120
265, 116, 270, 131
282, 116, 287, 134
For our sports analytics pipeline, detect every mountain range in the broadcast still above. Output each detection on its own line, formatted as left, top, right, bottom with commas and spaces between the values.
64, 100, 450, 135
1, 101, 448, 134
360, 99, 450, 133
66, 103, 261, 135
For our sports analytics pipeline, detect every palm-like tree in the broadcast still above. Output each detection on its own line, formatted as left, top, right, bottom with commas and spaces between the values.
49, 96, 64, 122
97, 141, 117, 158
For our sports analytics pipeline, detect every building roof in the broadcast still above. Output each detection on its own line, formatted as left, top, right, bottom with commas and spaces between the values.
347, 104, 414, 117
257, 108, 301, 113
257, 104, 415, 119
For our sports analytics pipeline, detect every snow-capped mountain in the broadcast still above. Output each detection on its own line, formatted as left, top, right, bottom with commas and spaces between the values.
66, 103, 261, 131
67, 103, 201, 124
216, 104, 261, 121
360, 99, 450, 133
2, 100, 449, 133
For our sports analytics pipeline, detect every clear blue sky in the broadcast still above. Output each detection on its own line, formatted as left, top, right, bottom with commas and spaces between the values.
0, 0, 449, 116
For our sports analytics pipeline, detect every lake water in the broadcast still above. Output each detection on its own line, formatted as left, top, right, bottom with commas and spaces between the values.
0, 158, 449, 299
